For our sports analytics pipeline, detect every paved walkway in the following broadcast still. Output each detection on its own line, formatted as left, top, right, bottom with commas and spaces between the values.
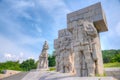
21, 70, 116, 80
22, 70, 73, 80
2, 72, 28, 80
2, 69, 117, 80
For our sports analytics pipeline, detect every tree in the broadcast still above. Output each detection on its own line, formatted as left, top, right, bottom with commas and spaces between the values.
20, 59, 36, 71
102, 49, 120, 63
112, 53, 120, 62
48, 53, 56, 67
0, 61, 21, 73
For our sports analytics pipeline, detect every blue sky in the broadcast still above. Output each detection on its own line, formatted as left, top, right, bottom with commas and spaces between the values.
0, 0, 120, 62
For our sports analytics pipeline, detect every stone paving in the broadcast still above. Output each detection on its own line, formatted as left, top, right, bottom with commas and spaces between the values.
2, 69, 118, 80
105, 68, 120, 80
2, 72, 28, 80
21, 70, 116, 80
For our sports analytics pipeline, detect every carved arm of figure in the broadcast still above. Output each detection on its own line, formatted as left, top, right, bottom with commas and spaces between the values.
92, 45, 98, 61
84, 23, 98, 61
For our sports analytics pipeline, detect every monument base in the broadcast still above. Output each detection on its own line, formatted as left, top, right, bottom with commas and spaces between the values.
36, 68, 49, 71
105, 68, 120, 80
21, 70, 117, 80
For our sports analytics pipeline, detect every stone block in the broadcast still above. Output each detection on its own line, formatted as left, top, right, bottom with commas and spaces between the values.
54, 2, 108, 77
67, 2, 108, 32
58, 28, 71, 38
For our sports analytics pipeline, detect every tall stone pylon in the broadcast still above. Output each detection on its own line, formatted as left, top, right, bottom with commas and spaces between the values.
54, 2, 108, 77
67, 2, 108, 76
37, 41, 49, 69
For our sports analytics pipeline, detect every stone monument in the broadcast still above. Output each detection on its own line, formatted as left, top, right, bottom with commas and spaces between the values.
37, 41, 49, 69
54, 2, 108, 77
69, 20, 99, 76
54, 29, 74, 73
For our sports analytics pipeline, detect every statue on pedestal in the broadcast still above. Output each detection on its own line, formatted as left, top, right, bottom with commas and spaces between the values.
37, 41, 49, 69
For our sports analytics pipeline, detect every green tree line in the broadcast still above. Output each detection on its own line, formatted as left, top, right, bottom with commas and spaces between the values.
102, 49, 120, 63
0, 59, 37, 73
0, 54, 55, 73
1, 49, 120, 73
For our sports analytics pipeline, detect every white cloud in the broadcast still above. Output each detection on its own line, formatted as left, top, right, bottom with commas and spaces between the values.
0, 34, 40, 62
20, 52, 24, 57
4, 53, 12, 59
3, 52, 33, 62
28, 56, 35, 59
4, 53, 18, 61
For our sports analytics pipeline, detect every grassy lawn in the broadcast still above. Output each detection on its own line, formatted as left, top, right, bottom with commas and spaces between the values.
104, 62, 120, 68
48, 67, 56, 71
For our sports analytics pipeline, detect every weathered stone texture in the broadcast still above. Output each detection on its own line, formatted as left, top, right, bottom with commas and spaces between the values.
54, 29, 74, 73
67, 2, 108, 32
54, 2, 108, 77
69, 20, 101, 76
37, 41, 49, 69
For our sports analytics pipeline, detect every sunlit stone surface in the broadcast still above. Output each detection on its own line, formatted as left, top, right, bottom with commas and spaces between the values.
54, 2, 108, 77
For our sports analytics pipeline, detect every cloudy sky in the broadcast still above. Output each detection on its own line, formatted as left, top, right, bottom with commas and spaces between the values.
0, 0, 120, 62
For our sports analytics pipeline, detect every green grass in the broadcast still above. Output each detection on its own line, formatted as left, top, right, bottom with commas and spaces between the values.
96, 73, 106, 77
48, 67, 56, 71
104, 62, 120, 68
